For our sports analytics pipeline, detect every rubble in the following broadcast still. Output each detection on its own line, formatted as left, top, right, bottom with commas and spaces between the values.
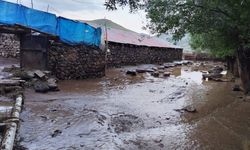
2, 66, 60, 93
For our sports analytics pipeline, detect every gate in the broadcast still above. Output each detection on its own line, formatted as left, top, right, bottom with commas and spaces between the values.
20, 33, 48, 70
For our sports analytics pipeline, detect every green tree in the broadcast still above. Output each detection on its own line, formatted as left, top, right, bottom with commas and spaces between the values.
105, 0, 250, 93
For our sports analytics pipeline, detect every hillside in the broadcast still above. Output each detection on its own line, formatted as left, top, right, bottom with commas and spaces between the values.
158, 34, 193, 53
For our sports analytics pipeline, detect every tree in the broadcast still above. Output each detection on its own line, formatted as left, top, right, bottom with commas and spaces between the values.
105, 0, 250, 94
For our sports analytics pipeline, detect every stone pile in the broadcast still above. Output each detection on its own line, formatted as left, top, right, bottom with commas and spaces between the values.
3, 66, 59, 93
126, 61, 192, 78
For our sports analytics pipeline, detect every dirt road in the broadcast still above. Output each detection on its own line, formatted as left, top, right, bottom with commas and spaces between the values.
18, 64, 250, 150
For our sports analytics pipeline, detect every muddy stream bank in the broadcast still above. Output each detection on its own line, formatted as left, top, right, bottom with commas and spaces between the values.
18, 63, 250, 150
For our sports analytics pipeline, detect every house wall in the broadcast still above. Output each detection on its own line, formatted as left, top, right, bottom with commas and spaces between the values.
48, 42, 106, 80
107, 42, 183, 67
0, 33, 20, 58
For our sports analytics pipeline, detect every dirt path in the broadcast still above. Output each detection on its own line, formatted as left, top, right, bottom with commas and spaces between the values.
18, 63, 250, 150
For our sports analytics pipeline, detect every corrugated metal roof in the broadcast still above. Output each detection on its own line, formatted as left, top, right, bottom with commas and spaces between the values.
84, 21, 182, 49
105, 28, 182, 49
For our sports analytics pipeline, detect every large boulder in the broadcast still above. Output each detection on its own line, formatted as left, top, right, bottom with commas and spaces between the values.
47, 78, 59, 91
34, 81, 50, 93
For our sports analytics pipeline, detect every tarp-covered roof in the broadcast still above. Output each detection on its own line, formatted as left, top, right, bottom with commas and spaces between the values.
0, 0, 101, 46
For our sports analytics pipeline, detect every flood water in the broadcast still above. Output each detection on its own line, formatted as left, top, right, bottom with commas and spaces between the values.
19, 63, 250, 150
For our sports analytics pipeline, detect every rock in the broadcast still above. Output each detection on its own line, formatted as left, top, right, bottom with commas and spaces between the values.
47, 78, 59, 91
208, 66, 223, 74
136, 69, 148, 73
174, 61, 183, 66
26, 71, 35, 78
202, 73, 223, 80
51, 129, 62, 138
244, 96, 250, 102
163, 72, 171, 77
126, 70, 137, 76
158, 66, 165, 70
151, 71, 160, 77
13, 70, 31, 80
232, 85, 241, 91
193, 68, 199, 71
34, 70, 46, 79
152, 67, 158, 71
158, 70, 165, 73
43, 71, 51, 76
182, 105, 197, 113
163, 63, 175, 68
145, 69, 154, 73
34, 81, 50, 93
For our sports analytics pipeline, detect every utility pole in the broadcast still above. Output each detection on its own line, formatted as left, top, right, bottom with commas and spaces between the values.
104, 16, 109, 75
31, 0, 33, 8
47, 4, 50, 12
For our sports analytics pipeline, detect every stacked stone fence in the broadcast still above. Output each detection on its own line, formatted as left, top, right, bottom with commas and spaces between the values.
48, 42, 106, 80
0, 33, 20, 58
107, 42, 183, 67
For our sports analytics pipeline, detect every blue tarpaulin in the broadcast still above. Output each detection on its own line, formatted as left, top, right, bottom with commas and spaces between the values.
0, 0, 101, 47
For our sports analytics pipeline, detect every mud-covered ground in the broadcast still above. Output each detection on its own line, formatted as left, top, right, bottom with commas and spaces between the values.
16, 63, 250, 150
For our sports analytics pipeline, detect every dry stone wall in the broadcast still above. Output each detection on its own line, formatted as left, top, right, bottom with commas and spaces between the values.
48, 42, 106, 80
0, 33, 20, 58
107, 42, 183, 67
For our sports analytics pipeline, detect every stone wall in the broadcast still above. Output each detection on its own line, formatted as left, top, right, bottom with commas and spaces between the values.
0, 33, 20, 58
107, 42, 183, 67
48, 42, 106, 80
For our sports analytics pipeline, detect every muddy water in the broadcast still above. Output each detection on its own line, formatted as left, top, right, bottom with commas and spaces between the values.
19, 63, 250, 150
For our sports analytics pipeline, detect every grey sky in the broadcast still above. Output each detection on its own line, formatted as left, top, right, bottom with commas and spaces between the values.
4, 0, 148, 34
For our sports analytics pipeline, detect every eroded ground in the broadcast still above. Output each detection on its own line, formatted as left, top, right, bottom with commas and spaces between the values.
18, 63, 250, 150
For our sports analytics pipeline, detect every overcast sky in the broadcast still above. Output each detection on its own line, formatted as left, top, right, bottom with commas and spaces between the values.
4, 0, 149, 34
